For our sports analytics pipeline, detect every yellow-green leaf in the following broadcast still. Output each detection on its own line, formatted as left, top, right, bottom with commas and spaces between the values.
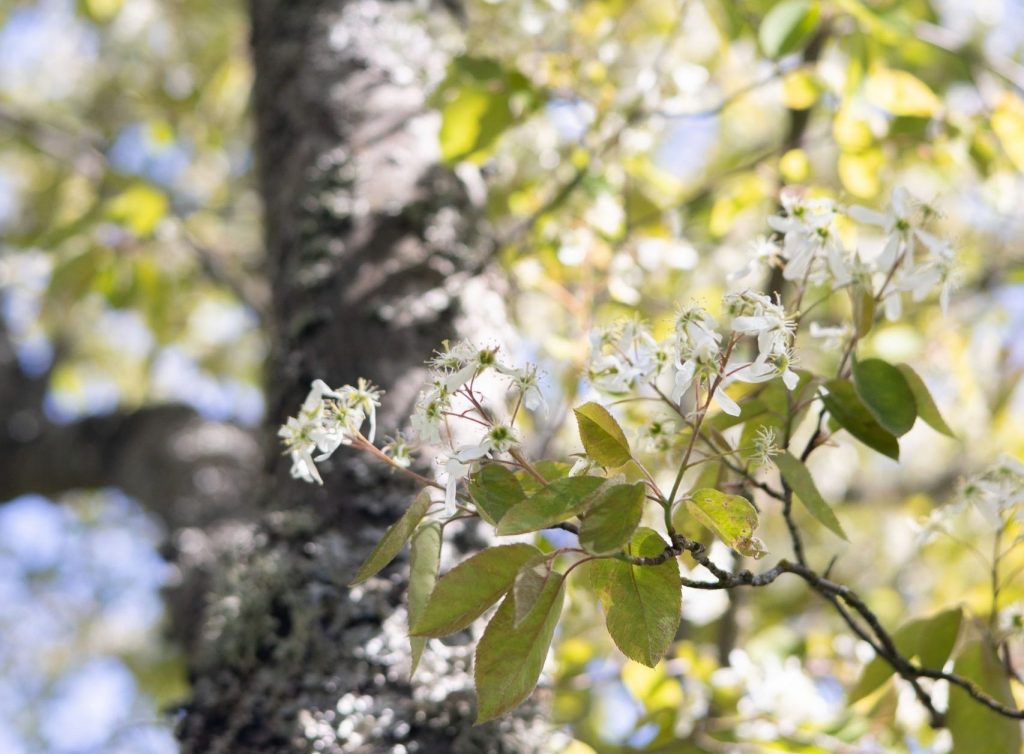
865, 68, 940, 117
408, 522, 441, 674
349, 491, 432, 586
574, 402, 632, 467
496, 476, 606, 535
774, 451, 848, 540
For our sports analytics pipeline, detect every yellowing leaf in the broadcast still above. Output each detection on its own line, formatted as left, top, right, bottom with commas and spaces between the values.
992, 93, 1024, 172
685, 488, 766, 559
574, 402, 632, 467
865, 68, 940, 117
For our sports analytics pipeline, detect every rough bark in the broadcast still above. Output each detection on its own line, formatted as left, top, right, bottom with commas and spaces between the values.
175, 1, 552, 752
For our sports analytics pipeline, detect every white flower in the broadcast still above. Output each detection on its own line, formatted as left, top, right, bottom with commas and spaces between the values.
768, 192, 843, 284
510, 365, 547, 414
279, 378, 371, 485
382, 432, 414, 469
437, 444, 490, 516
729, 235, 782, 283
587, 319, 668, 395
338, 378, 383, 442
278, 416, 324, 485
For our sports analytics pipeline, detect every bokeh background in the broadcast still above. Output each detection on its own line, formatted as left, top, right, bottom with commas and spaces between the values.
1, 0, 1023, 751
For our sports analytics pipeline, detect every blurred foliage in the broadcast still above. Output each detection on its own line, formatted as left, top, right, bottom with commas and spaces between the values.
0, 0, 1023, 752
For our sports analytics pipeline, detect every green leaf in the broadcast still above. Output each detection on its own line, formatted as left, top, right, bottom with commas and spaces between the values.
516, 460, 572, 495
407, 522, 442, 674
759, 0, 821, 58
897, 364, 954, 437
574, 402, 632, 468
411, 544, 540, 637
496, 476, 606, 535
821, 379, 900, 460
852, 358, 917, 436
591, 528, 681, 667
685, 488, 767, 560
849, 607, 962, 702
578, 482, 646, 556
947, 636, 1021, 754
512, 555, 556, 626
436, 56, 541, 164
474, 573, 565, 723
349, 491, 432, 586
774, 451, 848, 540
469, 463, 526, 525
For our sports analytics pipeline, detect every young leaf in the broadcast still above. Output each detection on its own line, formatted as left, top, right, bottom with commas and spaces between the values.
774, 451, 848, 541
578, 482, 645, 556
574, 402, 632, 468
349, 491, 432, 586
852, 357, 917, 436
759, 0, 821, 58
849, 607, 962, 702
469, 463, 526, 525
512, 555, 555, 626
947, 636, 1021, 754
591, 528, 681, 667
496, 476, 606, 535
685, 488, 767, 560
411, 543, 540, 637
897, 364, 954, 437
821, 379, 900, 460
407, 522, 442, 674
474, 574, 565, 724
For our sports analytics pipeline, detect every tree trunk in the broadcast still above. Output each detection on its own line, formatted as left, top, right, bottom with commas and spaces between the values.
176, 1, 551, 751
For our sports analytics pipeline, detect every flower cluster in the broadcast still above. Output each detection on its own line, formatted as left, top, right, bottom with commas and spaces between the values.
277, 378, 382, 484
279, 341, 548, 518
411, 341, 545, 514
588, 292, 798, 416
758, 187, 956, 319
